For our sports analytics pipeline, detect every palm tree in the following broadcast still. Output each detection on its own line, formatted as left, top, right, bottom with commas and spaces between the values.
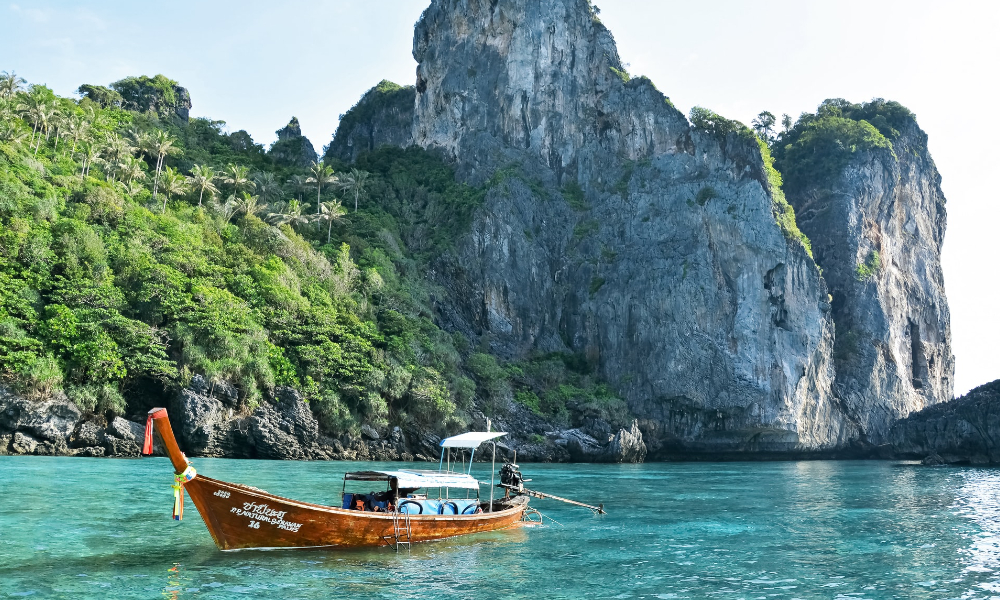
65, 114, 90, 159
187, 165, 219, 207
25, 101, 57, 155
159, 166, 188, 212
306, 161, 337, 214
223, 164, 255, 197
267, 198, 310, 229
253, 171, 282, 205
235, 192, 265, 218
211, 196, 239, 224
314, 200, 347, 244
132, 129, 152, 161
0, 121, 28, 146
122, 178, 146, 197
0, 97, 14, 121
79, 141, 99, 179
97, 133, 136, 182
286, 174, 309, 203
50, 112, 66, 152
148, 130, 180, 201
337, 168, 370, 213
118, 155, 146, 185
0, 71, 26, 98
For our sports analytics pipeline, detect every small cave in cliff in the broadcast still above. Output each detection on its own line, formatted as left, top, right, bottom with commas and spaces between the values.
910, 320, 928, 389
764, 264, 790, 331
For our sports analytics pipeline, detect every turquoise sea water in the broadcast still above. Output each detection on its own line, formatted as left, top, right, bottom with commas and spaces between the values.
2, 457, 1000, 599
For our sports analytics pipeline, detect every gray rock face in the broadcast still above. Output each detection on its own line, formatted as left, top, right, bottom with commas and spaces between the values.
269, 116, 319, 168
12, 432, 38, 455
551, 419, 646, 462
404, 0, 852, 454
71, 420, 106, 448
785, 121, 953, 444
171, 382, 330, 460
604, 420, 647, 463
890, 380, 1000, 463
248, 387, 325, 460
0, 388, 80, 447
326, 81, 415, 163
172, 388, 246, 457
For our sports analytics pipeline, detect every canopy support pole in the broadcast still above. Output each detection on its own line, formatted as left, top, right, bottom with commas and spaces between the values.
489, 441, 496, 513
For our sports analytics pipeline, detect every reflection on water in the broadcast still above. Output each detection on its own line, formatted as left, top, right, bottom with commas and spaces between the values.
2, 457, 1000, 599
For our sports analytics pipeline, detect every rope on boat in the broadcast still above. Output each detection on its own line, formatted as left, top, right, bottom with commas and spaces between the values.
171, 465, 197, 520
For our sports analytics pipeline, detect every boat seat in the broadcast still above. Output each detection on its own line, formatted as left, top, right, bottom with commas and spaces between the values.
397, 498, 480, 515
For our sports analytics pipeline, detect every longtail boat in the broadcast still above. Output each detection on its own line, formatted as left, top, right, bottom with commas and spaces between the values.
142, 408, 532, 551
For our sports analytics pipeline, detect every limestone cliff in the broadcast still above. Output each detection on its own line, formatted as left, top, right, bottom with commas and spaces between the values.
401, 0, 855, 455
323, 0, 953, 456
778, 102, 954, 444
268, 116, 318, 168
890, 379, 1000, 463
325, 80, 415, 163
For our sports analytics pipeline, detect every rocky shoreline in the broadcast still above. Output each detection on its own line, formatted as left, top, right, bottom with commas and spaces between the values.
9, 376, 1000, 466
0, 378, 648, 464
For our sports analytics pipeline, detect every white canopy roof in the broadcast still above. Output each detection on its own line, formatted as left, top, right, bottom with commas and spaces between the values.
440, 431, 507, 449
345, 469, 481, 490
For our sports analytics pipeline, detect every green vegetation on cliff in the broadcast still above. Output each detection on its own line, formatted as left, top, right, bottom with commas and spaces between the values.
689, 107, 812, 258
772, 98, 908, 195
0, 71, 631, 438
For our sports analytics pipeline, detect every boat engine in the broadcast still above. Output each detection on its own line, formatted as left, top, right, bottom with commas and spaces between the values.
499, 461, 524, 493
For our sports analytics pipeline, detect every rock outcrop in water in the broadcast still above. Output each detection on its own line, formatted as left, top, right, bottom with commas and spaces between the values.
890, 380, 1000, 464
389, 0, 851, 455
327, 0, 953, 457
779, 103, 954, 445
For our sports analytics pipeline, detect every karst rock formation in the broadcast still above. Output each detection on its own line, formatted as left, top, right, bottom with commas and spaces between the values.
329, 0, 953, 456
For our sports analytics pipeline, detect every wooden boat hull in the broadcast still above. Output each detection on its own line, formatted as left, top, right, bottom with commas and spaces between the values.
145, 407, 529, 551
184, 475, 529, 551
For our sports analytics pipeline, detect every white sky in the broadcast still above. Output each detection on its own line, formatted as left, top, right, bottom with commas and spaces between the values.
4, 1, 997, 395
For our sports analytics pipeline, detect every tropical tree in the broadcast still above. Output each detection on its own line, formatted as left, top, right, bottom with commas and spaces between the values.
0, 121, 28, 146
187, 165, 219, 207
122, 178, 146, 197
79, 141, 99, 178
148, 130, 180, 201
223, 164, 255, 196
97, 133, 136, 182
235, 192, 265, 218
752, 111, 776, 143
211, 196, 239, 224
118, 155, 146, 185
286, 174, 309, 203
0, 97, 14, 121
253, 171, 282, 205
267, 198, 310, 229
306, 160, 337, 214
314, 200, 347, 244
24, 101, 58, 155
50, 113, 67, 152
781, 113, 793, 134
64, 114, 90, 158
131, 129, 151, 160
0, 70, 26, 98
159, 166, 188, 211
337, 168, 370, 213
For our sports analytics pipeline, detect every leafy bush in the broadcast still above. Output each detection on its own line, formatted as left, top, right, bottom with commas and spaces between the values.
774, 99, 900, 195
855, 250, 881, 281
562, 180, 589, 211
695, 186, 716, 206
